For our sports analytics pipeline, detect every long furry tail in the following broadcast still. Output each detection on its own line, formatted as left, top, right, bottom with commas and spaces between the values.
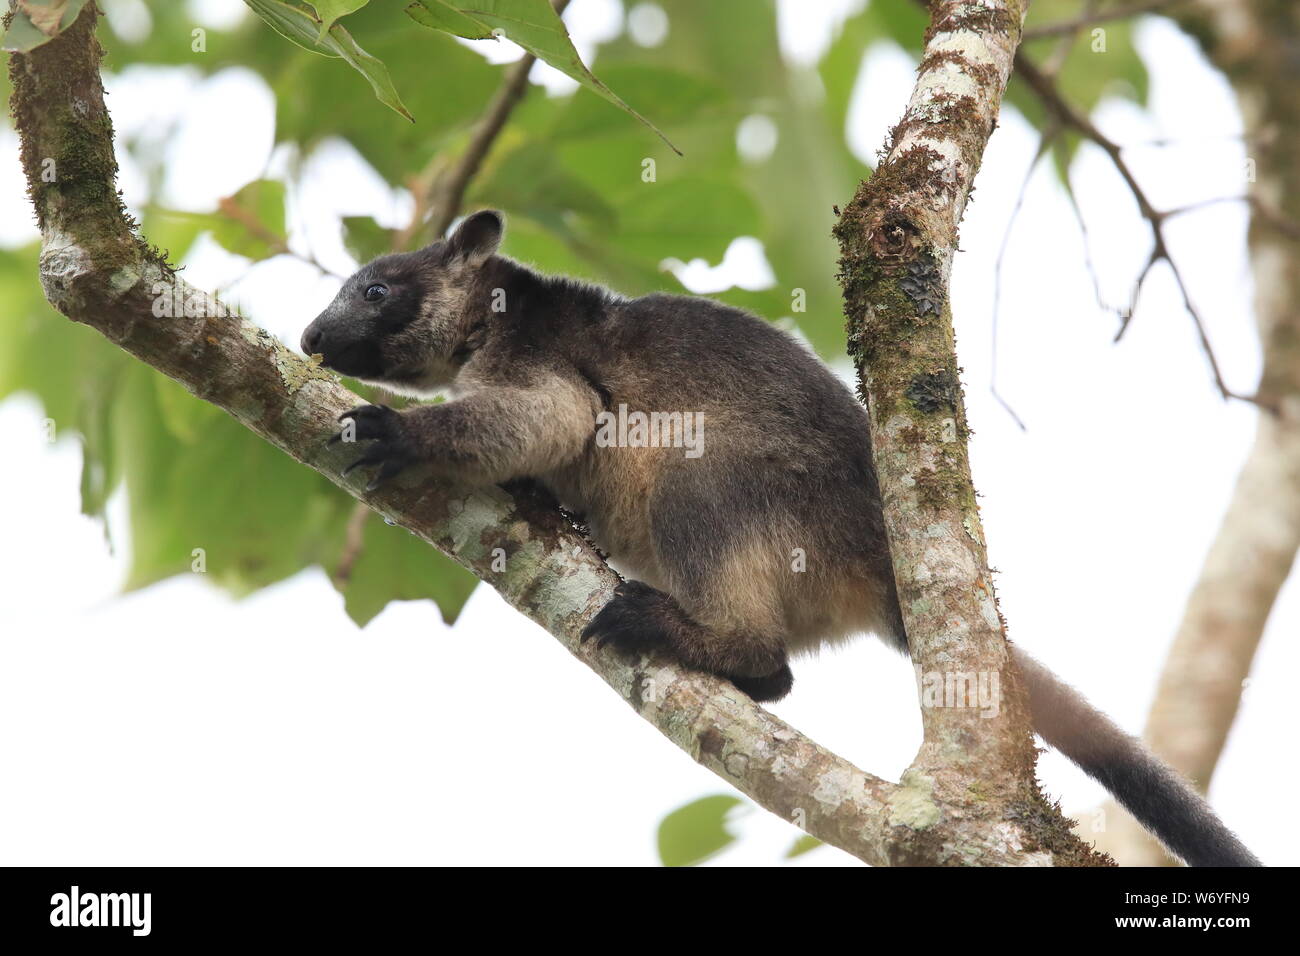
1012, 646, 1260, 867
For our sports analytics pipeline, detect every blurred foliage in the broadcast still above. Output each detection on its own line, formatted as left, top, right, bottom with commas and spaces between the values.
0, 2, 1150, 631
2, 0, 93, 52
1015, 0, 1149, 179
655, 793, 824, 865
786, 833, 822, 859
404, 0, 678, 150
657, 794, 742, 866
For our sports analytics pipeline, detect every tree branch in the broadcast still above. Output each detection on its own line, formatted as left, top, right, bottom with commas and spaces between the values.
836, 0, 1104, 863
414, 0, 571, 245
1022, 0, 1185, 41
1089, 0, 1300, 866
1013, 52, 1261, 407
7, 1, 1091, 867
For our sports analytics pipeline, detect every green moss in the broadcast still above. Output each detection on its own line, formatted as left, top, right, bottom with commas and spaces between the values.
914, 464, 965, 513
8, 5, 158, 273
1005, 784, 1113, 868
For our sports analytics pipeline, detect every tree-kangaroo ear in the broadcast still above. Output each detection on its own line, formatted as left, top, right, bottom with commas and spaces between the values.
448, 210, 504, 266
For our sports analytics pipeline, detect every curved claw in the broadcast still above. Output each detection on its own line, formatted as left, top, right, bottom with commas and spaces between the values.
338, 404, 393, 424
342, 450, 384, 478
331, 404, 411, 489
365, 459, 405, 492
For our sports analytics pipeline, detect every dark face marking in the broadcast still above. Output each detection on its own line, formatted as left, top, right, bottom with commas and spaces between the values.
299, 251, 432, 380
298, 211, 505, 396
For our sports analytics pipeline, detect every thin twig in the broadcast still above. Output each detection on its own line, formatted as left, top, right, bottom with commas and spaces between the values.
988, 3, 1095, 430
1022, 0, 1185, 41
1165, 194, 1300, 241
1014, 52, 1258, 405
990, 124, 1058, 432
1062, 175, 1120, 321
419, 0, 571, 244
334, 498, 372, 586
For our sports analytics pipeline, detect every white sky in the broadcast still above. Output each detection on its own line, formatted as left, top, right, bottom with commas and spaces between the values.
0, 2, 1295, 866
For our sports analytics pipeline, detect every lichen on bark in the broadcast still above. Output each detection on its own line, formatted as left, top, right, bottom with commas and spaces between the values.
835, 0, 1106, 863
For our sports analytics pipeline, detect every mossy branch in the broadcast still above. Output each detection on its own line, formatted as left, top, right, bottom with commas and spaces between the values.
835, 0, 1105, 863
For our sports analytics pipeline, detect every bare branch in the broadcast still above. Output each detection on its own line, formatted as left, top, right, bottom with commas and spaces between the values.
332, 500, 371, 587
1089, 0, 1300, 866
1013, 52, 1260, 406
1022, 0, 1186, 41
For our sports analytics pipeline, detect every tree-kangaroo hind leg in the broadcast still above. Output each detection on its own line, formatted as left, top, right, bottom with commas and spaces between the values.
581, 470, 795, 702
581, 580, 794, 701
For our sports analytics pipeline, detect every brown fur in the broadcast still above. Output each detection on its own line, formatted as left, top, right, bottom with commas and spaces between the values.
302, 211, 905, 694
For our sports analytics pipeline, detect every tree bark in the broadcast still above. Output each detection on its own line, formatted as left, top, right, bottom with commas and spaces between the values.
10, 2, 1098, 865
836, 0, 1103, 863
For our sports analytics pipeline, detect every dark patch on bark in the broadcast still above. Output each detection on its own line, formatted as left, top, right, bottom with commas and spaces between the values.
923, 0, 1020, 49
698, 727, 728, 767
906, 367, 959, 413
898, 254, 944, 315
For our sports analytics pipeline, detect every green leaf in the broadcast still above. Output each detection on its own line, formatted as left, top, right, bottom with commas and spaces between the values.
335, 515, 478, 626
548, 65, 725, 143
657, 795, 742, 867
405, 0, 678, 153
472, 141, 617, 233
612, 177, 761, 264
785, 834, 822, 859
342, 216, 395, 263
404, 0, 495, 40
141, 208, 209, 265
211, 179, 288, 259
1, 0, 90, 52
309, 0, 370, 40
154, 180, 289, 261
243, 0, 414, 122
270, 12, 498, 183
114, 366, 353, 595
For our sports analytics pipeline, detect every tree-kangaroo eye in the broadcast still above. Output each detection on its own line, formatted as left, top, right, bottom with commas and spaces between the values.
364, 283, 388, 301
